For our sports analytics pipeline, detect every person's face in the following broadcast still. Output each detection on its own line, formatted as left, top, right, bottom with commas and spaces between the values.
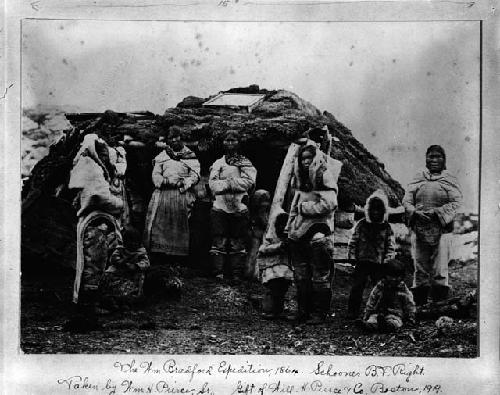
426, 150, 445, 174
223, 134, 239, 153
385, 275, 401, 288
369, 200, 385, 223
169, 135, 183, 151
300, 150, 314, 169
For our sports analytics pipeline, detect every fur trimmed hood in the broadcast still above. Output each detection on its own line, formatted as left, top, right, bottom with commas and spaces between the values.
364, 189, 389, 223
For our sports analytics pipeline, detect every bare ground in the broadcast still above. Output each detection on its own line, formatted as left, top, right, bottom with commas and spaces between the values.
21, 260, 477, 357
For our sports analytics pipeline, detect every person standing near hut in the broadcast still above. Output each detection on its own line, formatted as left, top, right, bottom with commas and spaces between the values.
346, 190, 396, 319
68, 133, 124, 330
403, 145, 462, 305
286, 142, 341, 324
143, 126, 201, 266
209, 130, 257, 281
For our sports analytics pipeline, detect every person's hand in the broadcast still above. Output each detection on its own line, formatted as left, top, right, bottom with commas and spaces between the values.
415, 210, 432, 221
423, 209, 437, 219
177, 180, 187, 193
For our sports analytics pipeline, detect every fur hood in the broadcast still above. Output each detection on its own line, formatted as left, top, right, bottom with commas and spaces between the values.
72, 133, 110, 180
364, 189, 389, 223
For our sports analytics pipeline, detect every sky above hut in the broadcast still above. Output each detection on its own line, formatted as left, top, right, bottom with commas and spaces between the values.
22, 20, 480, 212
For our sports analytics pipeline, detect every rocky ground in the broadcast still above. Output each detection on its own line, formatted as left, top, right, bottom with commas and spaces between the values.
21, 258, 477, 357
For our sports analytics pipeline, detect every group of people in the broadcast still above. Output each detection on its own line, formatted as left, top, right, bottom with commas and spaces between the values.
67, 124, 462, 335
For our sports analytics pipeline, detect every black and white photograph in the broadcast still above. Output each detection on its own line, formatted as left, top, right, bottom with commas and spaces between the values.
18, 18, 482, 358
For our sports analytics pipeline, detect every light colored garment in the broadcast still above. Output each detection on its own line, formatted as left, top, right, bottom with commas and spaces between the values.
403, 169, 462, 231
411, 232, 454, 287
286, 143, 341, 241
150, 149, 200, 190
258, 239, 294, 284
209, 155, 257, 214
403, 169, 462, 287
143, 147, 200, 255
69, 134, 123, 217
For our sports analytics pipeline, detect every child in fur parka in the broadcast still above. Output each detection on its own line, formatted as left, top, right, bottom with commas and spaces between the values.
286, 143, 342, 324
347, 190, 396, 319
363, 258, 416, 332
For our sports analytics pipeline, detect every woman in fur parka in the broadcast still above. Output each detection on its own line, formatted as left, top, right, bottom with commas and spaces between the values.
286, 142, 342, 324
403, 145, 462, 305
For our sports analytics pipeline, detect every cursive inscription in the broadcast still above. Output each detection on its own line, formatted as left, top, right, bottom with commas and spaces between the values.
163, 359, 214, 382
56, 360, 442, 395
365, 363, 425, 383
312, 361, 361, 378
218, 361, 273, 380
57, 375, 99, 391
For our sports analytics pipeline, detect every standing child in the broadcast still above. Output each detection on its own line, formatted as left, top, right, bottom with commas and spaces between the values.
347, 190, 396, 319
258, 210, 294, 320
362, 258, 416, 332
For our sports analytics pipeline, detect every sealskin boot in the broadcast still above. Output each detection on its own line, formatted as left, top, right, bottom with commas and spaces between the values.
64, 291, 102, 333
226, 252, 246, 283
288, 281, 312, 323
307, 287, 332, 325
271, 280, 289, 318
211, 253, 225, 280
261, 280, 288, 320
261, 288, 275, 320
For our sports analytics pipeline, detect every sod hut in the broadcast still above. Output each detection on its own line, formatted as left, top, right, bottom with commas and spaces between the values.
21, 85, 404, 271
